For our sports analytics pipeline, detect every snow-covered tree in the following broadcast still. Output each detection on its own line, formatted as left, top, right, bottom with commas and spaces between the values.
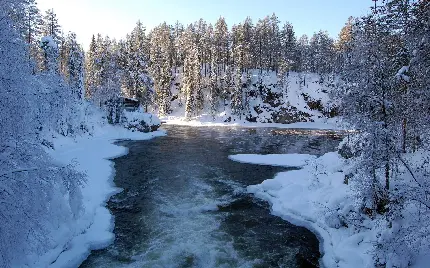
149, 22, 173, 115
309, 30, 336, 75
85, 34, 98, 98
0, 3, 88, 266
213, 17, 229, 75
40, 35, 59, 73
42, 9, 62, 43
231, 68, 244, 118
336, 2, 430, 265
61, 32, 84, 99
280, 21, 296, 71
123, 21, 153, 110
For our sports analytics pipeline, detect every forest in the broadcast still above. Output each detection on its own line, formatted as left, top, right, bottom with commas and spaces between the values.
1, 0, 430, 267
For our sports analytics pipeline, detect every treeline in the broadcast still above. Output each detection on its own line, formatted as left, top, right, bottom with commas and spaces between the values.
337, 1, 430, 265
85, 15, 339, 117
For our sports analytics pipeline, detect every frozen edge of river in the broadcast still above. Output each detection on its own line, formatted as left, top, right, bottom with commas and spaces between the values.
34, 125, 165, 268
230, 152, 376, 268
161, 116, 346, 131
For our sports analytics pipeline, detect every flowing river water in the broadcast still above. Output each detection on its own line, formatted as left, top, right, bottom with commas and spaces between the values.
81, 125, 342, 268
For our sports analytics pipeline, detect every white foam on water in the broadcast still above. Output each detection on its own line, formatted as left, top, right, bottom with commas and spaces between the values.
128, 178, 259, 268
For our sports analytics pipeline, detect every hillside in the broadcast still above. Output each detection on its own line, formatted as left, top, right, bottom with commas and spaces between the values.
162, 70, 337, 124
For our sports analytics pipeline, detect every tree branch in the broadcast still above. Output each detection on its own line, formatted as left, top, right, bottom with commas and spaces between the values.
397, 153, 422, 188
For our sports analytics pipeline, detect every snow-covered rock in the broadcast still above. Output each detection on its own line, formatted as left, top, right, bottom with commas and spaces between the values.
123, 108, 161, 133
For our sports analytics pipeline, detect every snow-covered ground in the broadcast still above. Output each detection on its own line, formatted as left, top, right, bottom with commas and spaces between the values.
228, 154, 316, 167
162, 116, 343, 130
32, 125, 165, 268
230, 147, 430, 268
229, 152, 376, 268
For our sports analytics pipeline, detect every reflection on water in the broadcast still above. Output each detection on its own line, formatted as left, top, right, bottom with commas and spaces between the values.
81, 125, 342, 268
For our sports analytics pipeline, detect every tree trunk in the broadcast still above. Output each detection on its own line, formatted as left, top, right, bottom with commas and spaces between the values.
402, 118, 407, 153
385, 162, 390, 190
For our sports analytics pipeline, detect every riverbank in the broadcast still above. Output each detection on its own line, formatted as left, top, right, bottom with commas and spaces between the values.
161, 115, 344, 131
33, 125, 165, 267
232, 146, 430, 268
230, 152, 376, 268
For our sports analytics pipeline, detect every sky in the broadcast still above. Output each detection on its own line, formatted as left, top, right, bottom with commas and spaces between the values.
36, 0, 374, 50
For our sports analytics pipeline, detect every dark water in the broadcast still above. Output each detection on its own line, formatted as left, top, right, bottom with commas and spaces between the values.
81, 125, 342, 268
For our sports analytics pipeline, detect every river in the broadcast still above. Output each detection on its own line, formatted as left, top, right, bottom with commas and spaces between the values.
81, 125, 342, 268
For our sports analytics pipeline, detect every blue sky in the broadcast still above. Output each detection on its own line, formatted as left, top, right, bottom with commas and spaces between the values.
36, 0, 374, 49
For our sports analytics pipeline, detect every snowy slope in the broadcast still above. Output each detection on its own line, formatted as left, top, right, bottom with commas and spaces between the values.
162, 70, 337, 126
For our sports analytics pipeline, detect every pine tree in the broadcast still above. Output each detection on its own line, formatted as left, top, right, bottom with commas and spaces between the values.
85, 35, 97, 98
209, 58, 219, 119
172, 21, 184, 74
336, 17, 355, 72
126, 21, 152, 110
149, 23, 173, 115
255, 17, 270, 72
180, 25, 202, 118
214, 17, 229, 75
280, 21, 296, 71
268, 13, 281, 72
14, 0, 43, 68
40, 9, 62, 73
230, 24, 239, 69
42, 9, 61, 42
62, 32, 84, 99
40, 35, 59, 73
183, 47, 197, 118
221, 65, 232, 110
202, 23, 213, 76
231, 68, 244, 118
309, 31, 335, 75
296, 34, 310, 85
241, 17, 254, 72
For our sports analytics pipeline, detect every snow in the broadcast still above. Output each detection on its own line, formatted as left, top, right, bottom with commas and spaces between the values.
40, 36, 58, 49
32, 124, 165, 268
229, 154, 316, 167
230, 151, 377, 268
123, 109, 161, 129
395, 66, 410, 82
412, 255, 430, 268
163, 116, 343, 130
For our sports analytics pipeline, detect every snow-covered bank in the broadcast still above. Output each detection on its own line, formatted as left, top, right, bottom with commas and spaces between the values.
162, 116, 343, 130
230, 152, 376, 268
33, 125, 165, 268
228, 154, 316, 167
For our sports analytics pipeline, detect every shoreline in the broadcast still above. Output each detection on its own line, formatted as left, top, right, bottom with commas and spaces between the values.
33, 126, 165, 267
